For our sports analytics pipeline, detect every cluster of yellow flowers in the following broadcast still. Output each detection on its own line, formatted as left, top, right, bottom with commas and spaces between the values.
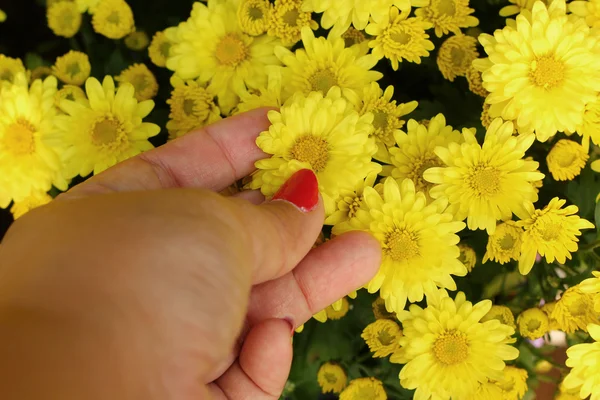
2, 0, 600, 398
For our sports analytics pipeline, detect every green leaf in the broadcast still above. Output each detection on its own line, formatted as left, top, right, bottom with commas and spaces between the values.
24, 53, 47, 70
594, 198, 600, 236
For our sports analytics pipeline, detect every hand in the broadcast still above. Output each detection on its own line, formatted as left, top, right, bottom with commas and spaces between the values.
0, 108, 381, 400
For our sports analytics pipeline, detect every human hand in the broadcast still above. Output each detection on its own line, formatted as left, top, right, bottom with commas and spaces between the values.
0, 108, 381, 400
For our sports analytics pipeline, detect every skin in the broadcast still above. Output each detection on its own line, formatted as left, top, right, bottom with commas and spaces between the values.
0, 108, 381, 399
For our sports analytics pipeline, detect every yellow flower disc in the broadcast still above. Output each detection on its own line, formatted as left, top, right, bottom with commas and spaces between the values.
546, 139, 589, 181
52, 51, 91, 86
237, 0, 271, 36
47, 1, 82, 38
317, 362, 347, 394
124, 31, 150, 51
517, 308, 548, 339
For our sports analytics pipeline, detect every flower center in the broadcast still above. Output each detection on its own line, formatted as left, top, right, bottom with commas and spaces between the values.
385, 228, 420, 262
540, 222, 561, 241
530, 55, 565, 89
290, 135, 329, 171
468, 164, 501, 197
568, 297, 587, 316
107, 11, 120, 24
498, 379, 515, 392
91, 117, 125, 147
0, 68, 14, 82
377, 329, 395, 346
3, 119, 36, 156
282, 9, 299, 26
308, 68, 338, 94
324, 372, 338, 384
183, 98, 196, 116
347, 196, 361, 218
248, 6, 263, 20
215, 34, 249, 67
556, 152, 576, 167
66, 62, 81, 78
130, 73, 149, 92
372, 110, 389, 131
451, 47, 466, 67
527, 319, 541, 331
436, 0, 456, 15
390, 31, 412, 45
498, 233, 516, 251
433, 330, 470, 365
160, 41, 172, 58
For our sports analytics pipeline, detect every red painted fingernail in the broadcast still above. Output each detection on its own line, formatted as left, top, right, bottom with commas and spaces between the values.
272, 169, 318, 213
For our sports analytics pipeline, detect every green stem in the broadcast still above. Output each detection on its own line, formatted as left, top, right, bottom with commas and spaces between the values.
580, 239, 600, 252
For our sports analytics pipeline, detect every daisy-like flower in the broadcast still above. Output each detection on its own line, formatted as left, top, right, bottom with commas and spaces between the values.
267, 0, 318, 45
92, 0, 135, 39
474, 0, 600, 142
124, 31, 150, 51
517, 198, 594, 275
47, 1, 81, 38
166, 1, 281, 114
237, 0, 270, 36
0, 55, 26, 84
249, 88, 379, 215
339, 377, 387, 400
552, 287, 598, 333
325, 297, 350, 320
55, 85, 87, 109
236, 66, 283, 113
483, 221, 523, 264
458, 243, 477, 272
482, 305, 516, 329
580, 271, 600, 313
52, 51, 91, 86
393, 290, 519, 400
362, 319, 403, 357
275, 27, 382, 102
0, 75, 67, 207
324, 172, 377, 225
494, 366, 528, 400
348, 82, 418, 149
383, 114, 462, 196
372, 296, 396, 319
166, 76, 221, 140
317, 362, 347, 394
541, 302, 562, 330
302, 0, 410, 31
342, 27, 369, 54
563, 324, 600, 399
115, 64, 159, 101
30, 66, 53, 81
424, 118, 544, 234
51, 76, 160, 177
412, 0, 479, 37
466, 66, 488, 97
569, 0, 600, 28
366, 7, 434, 70
517, 308, 549, 339
148, 30, 173, 68
546, 139, 589, 181
332, 178, 467, 313
500, 0, 541, 17
437, 34, 479, 82
10, 191, 53, 219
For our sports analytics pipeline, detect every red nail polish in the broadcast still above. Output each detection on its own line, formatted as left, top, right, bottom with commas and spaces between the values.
272, 169, 318, 213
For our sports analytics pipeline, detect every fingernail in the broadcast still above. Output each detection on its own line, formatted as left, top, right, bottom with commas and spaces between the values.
272, 169, 319, 213
282, 317, 295, 336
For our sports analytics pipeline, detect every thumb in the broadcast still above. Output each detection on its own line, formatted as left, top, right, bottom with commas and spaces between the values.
232, 169, 324, 284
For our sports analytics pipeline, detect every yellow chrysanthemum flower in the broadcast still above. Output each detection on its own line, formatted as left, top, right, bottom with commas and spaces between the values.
317, 362, 347, 394
236, 66, 283, 113
482, 305, 516, 329
393, 290, 519, 400
30, 66, 53, 81
437, 34, 479, 82
458, 243, 477, 272
115, 63, 159, 101
580, 271, 600, 313
517, 308, 549, 339
237, 0, 270, 36
425, 118, 543, 234
383, 114, 462, 197
467, 381, 504, 400
362, 319, 402, 357
267, 0, 318, 45
0, 75, 67, 207
302, 0, 410, 31
342, 27, 369, 54
372, 296, 396, 319
535, 360, 553, 374
52, 51, 91, 86
474, 0, 600, 142
333, 178, 467, 313
148, 30, 173, 68
563, 323, 600, 399
494, 366, 528, 400
483, 221, 523, 264
92, 0, 135, 39
339, 377, 387, 400
541, 302, 561, 331
499, 0, 540, 17
517, 198, 594, 275
466, 65, 488, 97
348, 82, 418, 149
546, 139, 589, 181
124, 31, 150, 51
167, 76, 221, 140
0, 55, 26, 84
324, 172, 377, 225
55, 84, 87, 109
51, 76, 160, 177
275, 27, 382, 102
249, 88, 379, 215
47, 1, 81, 38
166, 1, 281, 114
325, 297, 350, 320
569, 0, 600, 28
366, 7, 434, 70
10, 191, 53, 219
412, 0, 479, 37
552, 287, 598, 333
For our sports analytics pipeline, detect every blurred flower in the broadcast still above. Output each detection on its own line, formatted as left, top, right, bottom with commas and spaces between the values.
52, 51, 91, 86
482, 305, 516, 329
124, 31, 150, 51
0, 9, 6, 22
30, 66, 53, 81
563, 323, 600, 399
55, 84, 87, 109
362, 319, 402, 357
483, 221, 523, 265
569, 0, 600, 28
517, 308, 549, 339
580, 271, 600, 313
412, 0, 479, 37
47, 1, 82, 38
92, 0, 135, 39
459, 244, 477, 272
541, 302, 561, 330
494, 366, 528, 400
317, 362, 347, 394
546, 139, 588, 181
372, 296, 396, 320
0, 55, 27, 84
339, 377, 387, 400
148, 30, 173, 68
236, 65, 283, 113
437, 34, 479, 81
552, 286, 598, 333
325, 297, 350, 320
116, 63, 159, 101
